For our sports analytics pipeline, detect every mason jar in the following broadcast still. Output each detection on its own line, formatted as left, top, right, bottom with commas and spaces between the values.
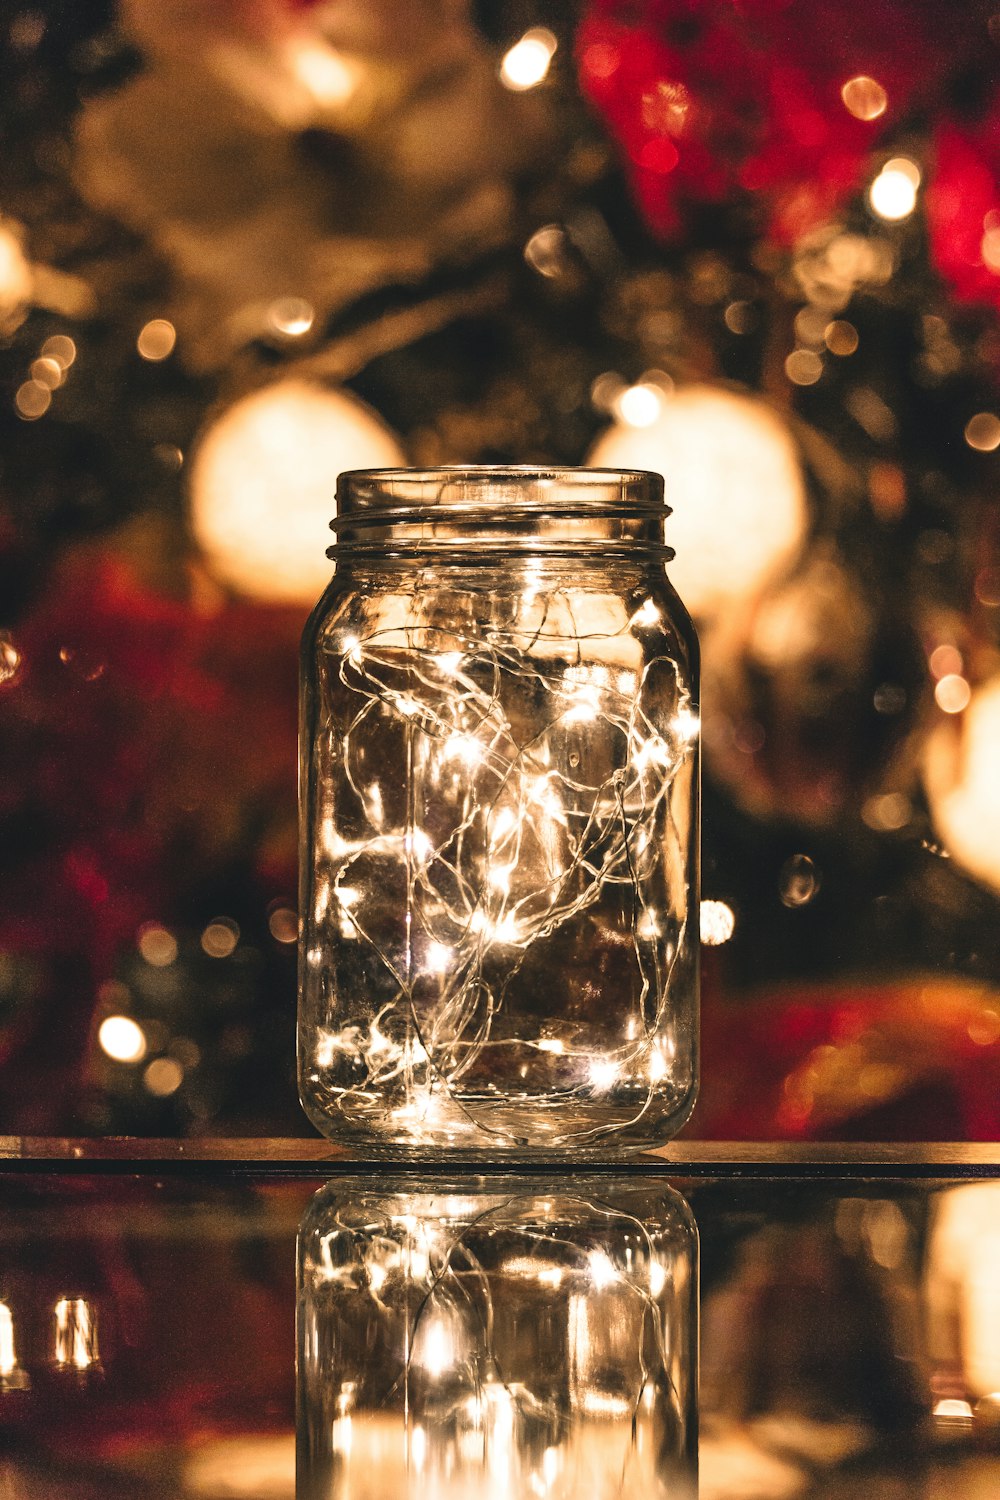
299, 468, 699, 1156
297, 1174, 698, 1500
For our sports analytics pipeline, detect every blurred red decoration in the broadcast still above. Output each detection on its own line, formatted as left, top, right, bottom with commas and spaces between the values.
577, 0, 986, 243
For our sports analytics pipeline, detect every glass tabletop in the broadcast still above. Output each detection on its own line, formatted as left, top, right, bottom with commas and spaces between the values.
1, 1140, 999, 1499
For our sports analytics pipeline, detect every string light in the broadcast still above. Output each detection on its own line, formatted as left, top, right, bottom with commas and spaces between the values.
305, 617, 697, 1143
699, 900, 734, 945
500, 28, 557, 91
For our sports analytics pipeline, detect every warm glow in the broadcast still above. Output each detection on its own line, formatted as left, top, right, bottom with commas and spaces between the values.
137, 318, 176, 360
616, 382, 664, 427
935, 673, 971, 715
289, 38, 356, 108
138, 922, 178, 967
588, 384, 808, 619
0, 222, 32, 321
268, 296, 314, 338
98, 1015, 147, 1063
869, 158, 920, 221
188, 380, 404, 606
201, 918, 239, 958
927, 1185, 1000, 1395
965, 412, 1000, 452
0, 1303, 17, 1377
54, 1297, 99, 1370
144, 1056, 184, 1096
840, 75, 887, 121
41, 334, 75, 368
924, 674, 1000, 895
14, 380, 50, 419
500, 28, 557, 91
700, 899, 735, 946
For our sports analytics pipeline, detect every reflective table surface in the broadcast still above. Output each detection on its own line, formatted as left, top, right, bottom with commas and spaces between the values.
1, 1141, 999, 1499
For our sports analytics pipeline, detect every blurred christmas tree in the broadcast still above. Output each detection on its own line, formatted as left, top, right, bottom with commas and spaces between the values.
2, 0, 1000, 1137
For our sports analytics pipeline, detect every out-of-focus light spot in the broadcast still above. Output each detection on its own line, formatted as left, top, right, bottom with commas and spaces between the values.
581, 41, 619, 81
0, 223, 32, 318
700, 899, 735, 946
785, 349, 823, 385
138, 922, 178, 967
841, 75, 887, 121
425, 940, 453, 974
862, 792, 912, 831
869, 158, 920, 221
964, 412, 1000, 451
267, 296, 314, 337
935, 673, 972, 714
0, 1302, 25, 1385
98, 1015, 147, 1064
794, 306, 827, 346
268, 906, 298, 943
587, 1249, 619, 1289
153, 442, 184, 471
15, 379, 50, 419
969, 1009, 1000, 1047
524, 223, 569, 279
144, 1056, 184, 1097
934, 1398, 974, 1422
58, 645, 106, 681
873, 681, 907, 714
637, 136, 679, 174
976, 568, 1000, 607
930, 644, 963, 680
590, 370, 624, 411
54, 1297, 99, 1371
290, 38, 356, 106
588, 1057, 619, 1091
589, 383, 808, 622
500, 28, 557, 91
41, 334, 76, 368
415, 1317, 455, 1377
779, 854, 820, 907
137, 319, 176, 361
201, 918, 239, 958
723, 299, 755, 334
616, 382, 664, 427
825, 319, 859, 356
0, 632, 21, 685
30, 356, 63, 389
981, 226, 1000, 273
537, 1037, 565, 1054
189, 379, 404, 606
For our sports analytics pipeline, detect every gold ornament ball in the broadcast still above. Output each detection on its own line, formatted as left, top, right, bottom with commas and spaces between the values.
188, 380, 405, 606
587, 384, 808, 621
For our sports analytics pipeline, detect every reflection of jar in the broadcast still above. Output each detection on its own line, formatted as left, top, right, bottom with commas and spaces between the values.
299, 468, 699, 1155
297, 1176, 698, 1500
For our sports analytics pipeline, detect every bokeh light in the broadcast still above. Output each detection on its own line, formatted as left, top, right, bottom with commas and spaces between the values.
98, 1015, 147, 1064
500, 29, 557, 91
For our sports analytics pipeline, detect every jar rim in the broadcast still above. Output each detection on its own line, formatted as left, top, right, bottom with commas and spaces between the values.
330, 466, 673, 559
336, 466, 666, 515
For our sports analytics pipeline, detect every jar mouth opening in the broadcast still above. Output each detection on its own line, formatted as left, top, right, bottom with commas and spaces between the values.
330, 466, 672, 559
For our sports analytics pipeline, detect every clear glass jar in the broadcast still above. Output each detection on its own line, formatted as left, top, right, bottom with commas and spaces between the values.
299, 468, 699, 1156
297, 1174, 698, 1500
